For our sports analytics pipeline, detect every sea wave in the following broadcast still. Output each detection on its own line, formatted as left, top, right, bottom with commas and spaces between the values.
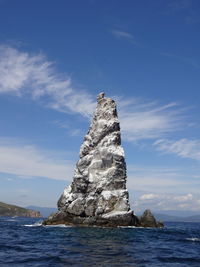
45, 224, 72, 228
118, 225, 137, 228
23, 221, 43, 227
24, 222, 72, 228
1, 220, 200, 266
186, 237, 200, 242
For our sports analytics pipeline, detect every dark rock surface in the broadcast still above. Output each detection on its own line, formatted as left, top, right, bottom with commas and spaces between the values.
43, 93, 164, 228
139, 209, 164, 228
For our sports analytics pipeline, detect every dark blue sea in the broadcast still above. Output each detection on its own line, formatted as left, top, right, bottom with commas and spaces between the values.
0, 217, 200, 266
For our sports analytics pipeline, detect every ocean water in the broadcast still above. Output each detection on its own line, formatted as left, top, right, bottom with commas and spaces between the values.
0, 217, 200, 267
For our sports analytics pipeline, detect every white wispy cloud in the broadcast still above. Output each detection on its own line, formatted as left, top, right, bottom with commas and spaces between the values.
128, 173, 186, 193
167, 0, 191, 11
139, 193, 193, 204
127, 163, 200, 195
0, 45, 186, 142
134, 192, 200, 212
112, 29, 133, 39
111, 29, 137, 44
52, 120, 82, 137
139, 193, 159, 201
0, 45, 96, 117
154, 138, 200, 161
161, 52, 200, 69
118, 98, 183, 141
173, 193, 193, 202
0, 138, 74, 180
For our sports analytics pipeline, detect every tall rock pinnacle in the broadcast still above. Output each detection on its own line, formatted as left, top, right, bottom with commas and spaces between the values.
58, 92, 131, 218
43, 93, 163, 227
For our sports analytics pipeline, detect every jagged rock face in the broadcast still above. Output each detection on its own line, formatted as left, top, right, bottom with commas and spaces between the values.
57, 93, 131, 221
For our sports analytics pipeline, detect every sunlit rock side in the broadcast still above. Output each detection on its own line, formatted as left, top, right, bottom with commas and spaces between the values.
43, 93, 163, 227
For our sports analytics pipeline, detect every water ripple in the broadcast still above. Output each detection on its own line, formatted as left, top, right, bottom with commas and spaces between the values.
0, 218, 200, 266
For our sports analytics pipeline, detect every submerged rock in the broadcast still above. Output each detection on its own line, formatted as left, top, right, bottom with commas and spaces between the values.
43, 93, 163, 228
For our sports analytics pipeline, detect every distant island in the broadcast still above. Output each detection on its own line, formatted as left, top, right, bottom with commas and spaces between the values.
0, 201, 41, 218
154, 212, 200, 223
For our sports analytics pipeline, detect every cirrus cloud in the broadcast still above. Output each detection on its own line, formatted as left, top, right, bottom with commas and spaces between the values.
0, 45, 96, 117
0, 45, 187, 143
0, 138, 74, 181
154, 138, 200, 161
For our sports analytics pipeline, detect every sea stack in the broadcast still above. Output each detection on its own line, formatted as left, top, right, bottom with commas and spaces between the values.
43, 93, 162, 227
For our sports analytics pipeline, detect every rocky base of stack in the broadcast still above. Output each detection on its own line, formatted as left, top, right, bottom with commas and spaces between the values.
42, 209, 163, 228
43, 210, 138, 227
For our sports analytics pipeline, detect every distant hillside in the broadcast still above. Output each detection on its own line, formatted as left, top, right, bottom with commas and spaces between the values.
154, 213, 200, 222
26, 206, 57, 217
153, 213, 180, 222
0, 202, 41, 217
183, 215, 200, 222
155, 210, 200, 217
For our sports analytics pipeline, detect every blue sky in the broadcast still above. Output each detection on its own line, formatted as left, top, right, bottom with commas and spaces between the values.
0, 0, 200, 213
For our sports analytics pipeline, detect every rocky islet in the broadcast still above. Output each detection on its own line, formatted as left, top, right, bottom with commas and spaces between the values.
43, 93, 163, 228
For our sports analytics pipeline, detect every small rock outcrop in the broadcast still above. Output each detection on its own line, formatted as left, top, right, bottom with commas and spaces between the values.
43, 93, 163, 228
139, 209, 164, 228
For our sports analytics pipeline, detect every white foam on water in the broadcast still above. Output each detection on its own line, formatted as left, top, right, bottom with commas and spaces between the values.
24, 222, 73, 228
44, 224, 72, 228
186, 237, 200, 242
118, 226, 165, 229
117, 226, 137, 228
23, 221, 43, 227
117, 225, 155, 229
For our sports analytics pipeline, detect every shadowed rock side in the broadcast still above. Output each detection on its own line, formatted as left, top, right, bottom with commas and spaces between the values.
139, 209, 164, 228
43, 93, 163, 228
